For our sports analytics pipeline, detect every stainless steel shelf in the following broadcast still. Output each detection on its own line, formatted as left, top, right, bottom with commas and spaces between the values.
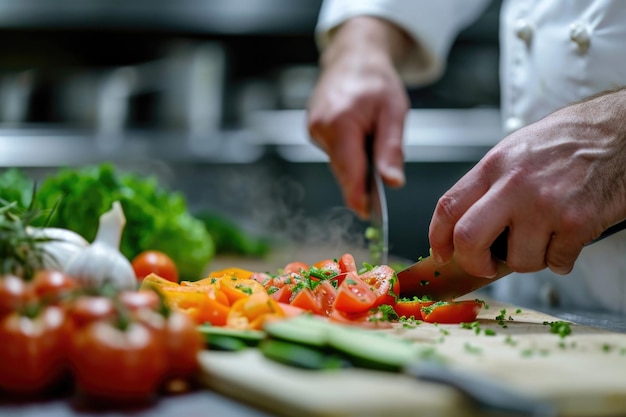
0, 0, 322, 34
0, 126, 264, 167
243, 108, 504, 163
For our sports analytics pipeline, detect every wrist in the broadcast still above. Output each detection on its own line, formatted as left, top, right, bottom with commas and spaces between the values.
320, 16, 413, 70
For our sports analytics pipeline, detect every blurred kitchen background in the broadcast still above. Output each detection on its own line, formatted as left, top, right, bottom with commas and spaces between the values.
0, 0, 503, 266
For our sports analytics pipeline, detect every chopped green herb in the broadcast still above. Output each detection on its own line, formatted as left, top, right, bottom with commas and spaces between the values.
543, 321, 572, 338
484, 328, 496, 336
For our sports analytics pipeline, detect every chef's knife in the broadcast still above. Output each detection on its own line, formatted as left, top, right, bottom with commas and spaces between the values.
366, 134, 388, 266
397, 219, 626, 300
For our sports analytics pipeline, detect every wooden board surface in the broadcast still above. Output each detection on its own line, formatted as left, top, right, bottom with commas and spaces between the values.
198, 300, 626, 417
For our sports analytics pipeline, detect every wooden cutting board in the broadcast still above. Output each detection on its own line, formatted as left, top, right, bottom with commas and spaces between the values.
198, 300, 626, 417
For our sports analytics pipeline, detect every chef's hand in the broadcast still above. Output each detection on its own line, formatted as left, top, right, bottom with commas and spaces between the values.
307, 16, 412, 219
429, 88, 626, 278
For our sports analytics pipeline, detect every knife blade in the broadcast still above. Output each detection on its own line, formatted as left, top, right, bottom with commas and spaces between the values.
366, 134, 388, 266
397, 219, 626, 300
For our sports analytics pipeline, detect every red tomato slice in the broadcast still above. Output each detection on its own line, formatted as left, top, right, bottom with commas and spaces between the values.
290, 288, 322, 316
268, 285, 293, 304
332, 273, 376, 313
358, 265, 399, 308
282, 262, 309, 275
420, 300, 484, 324
329, 309, 393, 329
313, 280, 337, 317
393, 298, 434, 319
311, 259, 341, 278
338, 253, 358, 274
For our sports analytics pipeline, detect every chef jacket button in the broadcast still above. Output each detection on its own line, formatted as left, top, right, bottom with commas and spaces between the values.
504, 116, 524, 135
514, 18, 533, 44
569, 23, 590, 52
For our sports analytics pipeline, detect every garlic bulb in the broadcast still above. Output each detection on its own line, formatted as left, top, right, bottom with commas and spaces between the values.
64, 201, 136, 290
27, 226, 89, 271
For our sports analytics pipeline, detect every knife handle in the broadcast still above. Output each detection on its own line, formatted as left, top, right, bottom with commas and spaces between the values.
490, 218, 626, 261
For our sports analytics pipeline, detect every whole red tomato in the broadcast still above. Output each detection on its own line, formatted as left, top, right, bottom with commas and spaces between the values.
31, 270, 79, 305
70, 319, 168, 404
0, 306, 69, 395
0, 274, 27, 317
161, 310, 202, 380
132, 251, 179, 283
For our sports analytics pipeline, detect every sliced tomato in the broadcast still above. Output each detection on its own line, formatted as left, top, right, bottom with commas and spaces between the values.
358, 265, 400, 308
289, 288, 322, 315
313, 280, 337, 317
329, 309, 393, 329
282, 261, 309, 275
311, 259, 341, 279
393, 298, 434, 320
268, 285, 293, 304
420, 300, 484, 324
338, 253, 358, 274
332, 273, 376, 313
276, 302, 307, 318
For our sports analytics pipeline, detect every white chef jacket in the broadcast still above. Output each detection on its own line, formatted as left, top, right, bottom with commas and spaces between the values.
316, 0, 626, 313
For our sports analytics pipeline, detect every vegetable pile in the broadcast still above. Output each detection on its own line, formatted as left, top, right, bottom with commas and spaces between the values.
0, 164, 215, 281
0, 198, 202, 403
144, 252, 484, 331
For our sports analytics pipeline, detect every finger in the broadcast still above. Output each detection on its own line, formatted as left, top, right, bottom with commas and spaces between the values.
451, 191, 511, 278
325, 122, 370, 219
374, 95, 407, 188
545, 233, 584, 275
429, 165, 491, 264
504, 220, 550, 273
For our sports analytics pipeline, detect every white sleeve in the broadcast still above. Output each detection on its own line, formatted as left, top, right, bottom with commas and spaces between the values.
316, 0, 491, 86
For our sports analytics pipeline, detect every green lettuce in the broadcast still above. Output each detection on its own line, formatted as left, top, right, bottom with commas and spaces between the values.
0, 164, 214, 281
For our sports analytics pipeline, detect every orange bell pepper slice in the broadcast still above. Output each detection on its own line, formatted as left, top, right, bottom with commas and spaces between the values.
160, 287, 230, 326
219, 277, 266, 305
227, 292, 285, 330
208, 267, 254, 280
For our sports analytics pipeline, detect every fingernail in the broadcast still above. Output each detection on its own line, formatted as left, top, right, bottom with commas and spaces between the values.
432, 251, 444, 264
383, 166, 405, 186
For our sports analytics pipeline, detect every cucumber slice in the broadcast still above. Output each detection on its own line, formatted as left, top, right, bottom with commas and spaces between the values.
198, 325, 265, 350
326, 326, 422, 372
259, 339, 347, 370
263, 314, 335, 347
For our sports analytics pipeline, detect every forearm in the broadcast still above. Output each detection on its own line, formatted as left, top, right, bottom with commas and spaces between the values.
320, 16, 415, 72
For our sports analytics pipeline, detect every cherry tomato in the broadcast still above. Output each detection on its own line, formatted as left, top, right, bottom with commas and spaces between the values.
118, 289, 160, 312
0, 274, 27, 317
393, 298, 434, 319
289, 288, 322, 315
332, 273, 377, 313
132, 250, 179, 283
70, 320, 168, 404
420, 300, 484, 324
0, 306, 69, 395
161, 311, 203, 380
311, 259, 341, 278
329, 309, 393, 329
338, 253, 358, 274
282, 261, 309, 275
66, 295, 116, 329
31, 270, 79, 305
313, 280, 337, 317
358, 265, 400, 308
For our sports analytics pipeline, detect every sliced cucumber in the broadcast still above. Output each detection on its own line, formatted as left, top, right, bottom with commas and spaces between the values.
198, 325, 265, 350
259, 339, 347, 370
326, 326, 423, 372
263, 314, 335, 347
